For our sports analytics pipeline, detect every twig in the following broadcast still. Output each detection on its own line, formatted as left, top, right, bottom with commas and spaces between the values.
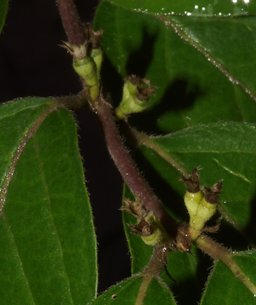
56, 0, 85, 46
94, 98, 178, 241
135, 245, 168, 305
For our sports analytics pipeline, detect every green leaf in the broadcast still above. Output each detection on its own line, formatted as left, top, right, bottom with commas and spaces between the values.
0, 98, 97, 305
0, 0, 8, 33
201, 250, 256, 304
88, 275, 177, 305
94, 0, 256, 133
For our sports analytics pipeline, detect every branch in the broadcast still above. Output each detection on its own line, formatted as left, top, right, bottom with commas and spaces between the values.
94, 98, 178, 242
135, 245, 168, 305
56, 0, 85, 46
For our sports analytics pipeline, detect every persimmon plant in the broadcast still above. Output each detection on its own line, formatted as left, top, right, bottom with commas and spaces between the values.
0, 0, 256, 305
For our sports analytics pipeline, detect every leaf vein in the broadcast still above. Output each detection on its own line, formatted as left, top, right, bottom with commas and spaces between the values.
156, 15, 256, 103
213, 158, 252, 184
33, 126, 75, 305
3, 215, 37, 305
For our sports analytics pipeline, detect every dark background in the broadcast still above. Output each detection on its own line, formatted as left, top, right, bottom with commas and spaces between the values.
0, 0, 130, 291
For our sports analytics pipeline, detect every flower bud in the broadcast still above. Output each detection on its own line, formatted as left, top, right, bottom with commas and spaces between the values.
91, 48, 103, 80
73, 56, 99, 101
183, 171, 222, 240
115, 75, 153, 119
140, 213, 164, 246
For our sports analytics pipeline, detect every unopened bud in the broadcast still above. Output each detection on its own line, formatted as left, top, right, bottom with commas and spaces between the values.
91, 48, 103, 80
115, 75, 154, 119
183, 172, 222, 240
73, 56, 99, 101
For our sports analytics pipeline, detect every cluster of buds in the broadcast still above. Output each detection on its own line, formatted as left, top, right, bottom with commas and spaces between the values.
123, 199, 166, 246
124, 169, 222, 249
66, 25, 103, 102
182, 169, 222, 240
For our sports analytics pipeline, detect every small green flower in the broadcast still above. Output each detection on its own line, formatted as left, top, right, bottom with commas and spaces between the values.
73, 56, 100, 101
71, 27, 103, 102
91, 48, 103, 80
183, 170, 222, 240
140, 212, 165, 246
184, 190, 217, 239
115, 75, 154, 119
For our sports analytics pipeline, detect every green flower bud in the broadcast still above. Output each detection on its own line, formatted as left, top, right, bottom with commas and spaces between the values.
73, 56, 99, 101
184, 190, 203, 218
141, 225, 163, 246
184, 189, 218, 240
91, 48, 103, 80
115, 76, 153, 119
73, 57, 96, 84
183, 170, 221, 240
184, 186, 220, 240
194, 197, 217, 229
140, 212, 165, 246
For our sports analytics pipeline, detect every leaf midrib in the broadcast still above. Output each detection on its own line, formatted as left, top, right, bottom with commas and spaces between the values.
0, 103, 49, 121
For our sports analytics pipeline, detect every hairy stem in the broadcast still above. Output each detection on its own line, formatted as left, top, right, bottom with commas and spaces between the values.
95, 99, 178, 241
197, 234, 256, 295
135, 245, 168, 305
56, 0, 85, 46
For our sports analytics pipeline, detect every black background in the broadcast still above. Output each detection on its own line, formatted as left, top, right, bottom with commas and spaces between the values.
0, 0, 130, 291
